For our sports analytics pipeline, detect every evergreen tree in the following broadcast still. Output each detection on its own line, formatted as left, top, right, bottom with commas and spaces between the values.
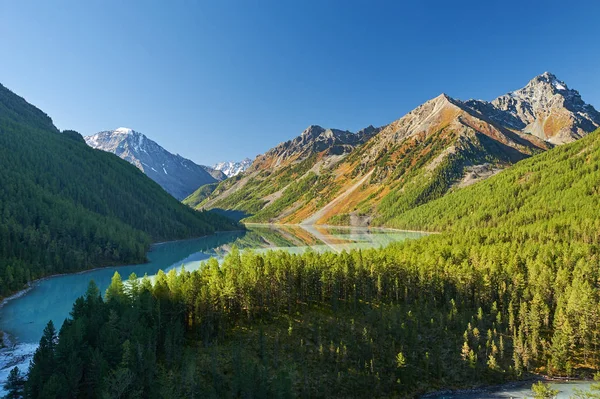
3, 367, 25, 399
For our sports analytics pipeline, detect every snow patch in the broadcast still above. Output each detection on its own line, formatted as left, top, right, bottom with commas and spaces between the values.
114, 127, 134, 135
0, 342, 38, 395
212, 158, 252, 177
553, 81, 566, 91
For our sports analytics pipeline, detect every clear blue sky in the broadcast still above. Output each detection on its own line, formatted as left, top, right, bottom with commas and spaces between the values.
1, 1, 599, 165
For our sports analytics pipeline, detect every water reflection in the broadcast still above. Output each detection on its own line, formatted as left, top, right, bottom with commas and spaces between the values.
0, 225, 424, 344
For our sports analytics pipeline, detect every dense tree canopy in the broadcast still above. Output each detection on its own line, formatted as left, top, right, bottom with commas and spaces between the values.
0, 83, 240, 297
18, 128, 600, 398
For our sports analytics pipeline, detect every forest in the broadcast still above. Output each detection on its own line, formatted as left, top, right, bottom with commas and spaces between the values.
0, 83, 240, 298
12, 128, 600, 398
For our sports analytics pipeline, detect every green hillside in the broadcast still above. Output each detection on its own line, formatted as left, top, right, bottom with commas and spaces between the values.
387, 127, 600, 235
0, 83, 239, 297
182, 182, 218, 208
22, 129, 600, 397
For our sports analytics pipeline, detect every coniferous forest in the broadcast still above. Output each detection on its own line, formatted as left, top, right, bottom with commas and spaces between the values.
0, 83, 240, 298
13, 129, 600, 397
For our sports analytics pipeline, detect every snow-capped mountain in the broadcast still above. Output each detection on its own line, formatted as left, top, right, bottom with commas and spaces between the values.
85, 128, 225, 200
212, 158, 253, 177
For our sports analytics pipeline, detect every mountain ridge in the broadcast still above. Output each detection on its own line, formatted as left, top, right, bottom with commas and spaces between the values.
85, 128, 225, 200
187, 72, 599, 225
213, 158, 253, 177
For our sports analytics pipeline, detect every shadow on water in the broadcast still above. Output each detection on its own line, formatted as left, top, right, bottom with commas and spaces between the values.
209, 208, 250, 222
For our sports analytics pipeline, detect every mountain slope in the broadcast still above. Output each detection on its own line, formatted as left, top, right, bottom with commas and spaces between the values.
190, 73, 598, 225
85, 128, 225, 200
0, 83, 239, 297
389, 127, 600, 232
213, 158, 252, 177
184, 124, 381, 219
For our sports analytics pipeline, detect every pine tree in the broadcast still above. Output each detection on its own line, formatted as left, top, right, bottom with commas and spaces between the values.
105, 272, 126, 304
3, 367, 25, 399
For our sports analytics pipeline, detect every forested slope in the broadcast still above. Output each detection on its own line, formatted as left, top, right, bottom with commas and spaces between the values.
387, 127, 600, 234
0, 83, 239, 297
20, 129, 600, 398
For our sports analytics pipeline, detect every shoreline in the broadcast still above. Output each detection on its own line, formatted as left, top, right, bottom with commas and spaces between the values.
0, 229, 246, 311
420, 375, 593, 398
244, 222, 439, 235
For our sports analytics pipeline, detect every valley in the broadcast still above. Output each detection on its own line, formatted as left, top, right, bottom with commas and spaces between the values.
2, 63, 600, 399
3, 2, 600, 397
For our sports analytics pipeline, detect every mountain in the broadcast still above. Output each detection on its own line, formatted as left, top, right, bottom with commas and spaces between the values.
191, 73, 598, 225
85, 128, 225, 200
184, 124, 382, 219
0, 83, 239, 297
250, 125, 380, 171
213, 158, 253, 177
464, 72, 600, 144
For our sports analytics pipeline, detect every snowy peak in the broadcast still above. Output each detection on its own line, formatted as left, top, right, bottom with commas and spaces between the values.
85, 128, 223, 200
113, 127, 135, 135
85, 128, 150, 156
212, 158, 252, 177
529, 72, 568, 91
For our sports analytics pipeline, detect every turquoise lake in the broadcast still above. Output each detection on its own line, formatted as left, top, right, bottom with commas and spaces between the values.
0, 224, 425, 389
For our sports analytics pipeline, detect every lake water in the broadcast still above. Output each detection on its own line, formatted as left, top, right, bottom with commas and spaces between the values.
0, 224, 425, 388
423, 380, 594, 398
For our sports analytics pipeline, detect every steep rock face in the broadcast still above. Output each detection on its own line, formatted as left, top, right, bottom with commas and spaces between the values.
356, 94, 545, 170
85, 128, 224, 200
212, 158, 252, 177
465, 72, 600, 144
189, 73, 599, 225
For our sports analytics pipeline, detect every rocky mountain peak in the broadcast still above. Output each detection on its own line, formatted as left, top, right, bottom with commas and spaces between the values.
460, 73, 600, 144
85, 128, 221, 200
301, 125, 325, 137
501, 72, 573, 105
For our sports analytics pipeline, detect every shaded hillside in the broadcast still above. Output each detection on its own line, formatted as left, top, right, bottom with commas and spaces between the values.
0, 83, 239, 297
